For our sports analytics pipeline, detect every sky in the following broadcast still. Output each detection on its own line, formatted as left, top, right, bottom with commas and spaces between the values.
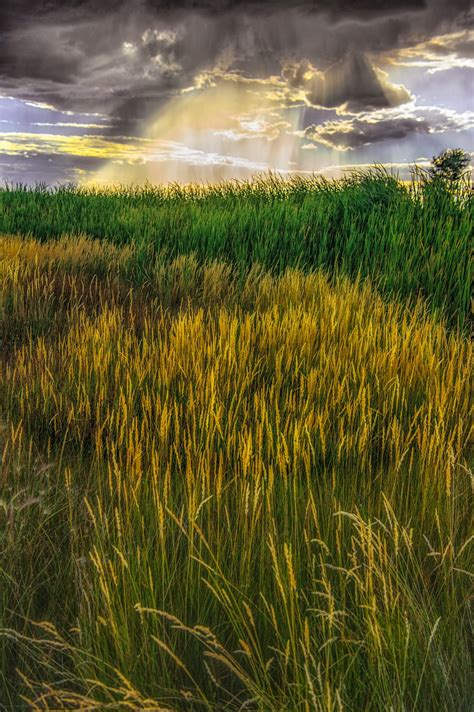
0, 0, 473, 185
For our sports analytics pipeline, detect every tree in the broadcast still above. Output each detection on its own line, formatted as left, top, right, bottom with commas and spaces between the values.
429, 148, 471, 182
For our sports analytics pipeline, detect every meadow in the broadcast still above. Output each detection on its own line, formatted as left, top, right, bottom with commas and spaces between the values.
0, 172, 472, 710
0, 171, 472, 329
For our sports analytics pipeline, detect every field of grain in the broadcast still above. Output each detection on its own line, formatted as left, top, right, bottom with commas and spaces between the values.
0, 173, 472, 710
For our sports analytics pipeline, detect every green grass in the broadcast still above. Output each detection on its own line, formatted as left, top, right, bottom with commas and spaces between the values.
0, 172, 472, 710
0, 170, 472, 329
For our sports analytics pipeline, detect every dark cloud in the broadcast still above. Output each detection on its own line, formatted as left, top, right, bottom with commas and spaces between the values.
283, 53, 412, 113
423, 32, 474, 57
0, 1, 430, 27
0, 0, 472, 129
0, 151, 104, 186
305, 117, 430, 150
303, 103, 474, 150
2, 0, 471, 29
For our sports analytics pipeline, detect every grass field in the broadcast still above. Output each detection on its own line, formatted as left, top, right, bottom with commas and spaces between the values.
1, 171, 472, 329
0, 173, 472, 710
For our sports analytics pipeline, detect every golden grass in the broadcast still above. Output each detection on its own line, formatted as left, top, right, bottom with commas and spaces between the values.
1, 234, 472, 710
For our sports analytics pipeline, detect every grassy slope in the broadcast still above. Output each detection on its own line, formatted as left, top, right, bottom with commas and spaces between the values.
0, 171, 472, 330
0, 227, 472, 710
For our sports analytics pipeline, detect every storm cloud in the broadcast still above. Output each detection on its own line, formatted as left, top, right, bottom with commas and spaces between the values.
283, 53, 412, 113
0, 0, 472, 123
0, 1, 472, 184
304, 117, 430, 150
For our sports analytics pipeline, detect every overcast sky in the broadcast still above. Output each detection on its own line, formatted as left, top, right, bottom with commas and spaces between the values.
0, 0, 473, 184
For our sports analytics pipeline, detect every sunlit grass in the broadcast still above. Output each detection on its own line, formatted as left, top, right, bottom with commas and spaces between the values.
1, 231, 472, 710
1, 170, 472, 330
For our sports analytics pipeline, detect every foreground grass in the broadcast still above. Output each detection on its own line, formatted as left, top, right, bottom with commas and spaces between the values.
0, 171, 472, 330
0, 234, 472, 710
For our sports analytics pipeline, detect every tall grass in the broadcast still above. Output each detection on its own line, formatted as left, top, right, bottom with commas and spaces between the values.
1, 234, 472, 710
0, 170, 472, 329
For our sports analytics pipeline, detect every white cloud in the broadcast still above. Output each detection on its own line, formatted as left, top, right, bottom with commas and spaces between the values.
384, 31, 474, 73
0, 131, 270, 172
214, 115, 291, 141
304, 104, 474, 151
122, 42, 137, 56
